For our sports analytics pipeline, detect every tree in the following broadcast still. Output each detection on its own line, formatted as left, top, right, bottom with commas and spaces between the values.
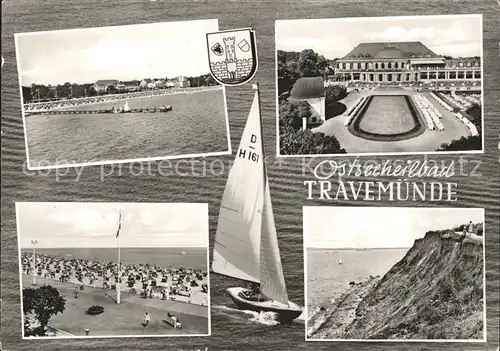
465, 103, 482, 132
325, 85, 347, 104
23, 285, 66, 336
22, 86, 32, 103
298, 49, 321, 77
279, 101, 311, 132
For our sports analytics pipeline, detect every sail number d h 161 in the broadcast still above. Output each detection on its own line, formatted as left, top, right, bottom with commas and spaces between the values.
238, 134, 260, 163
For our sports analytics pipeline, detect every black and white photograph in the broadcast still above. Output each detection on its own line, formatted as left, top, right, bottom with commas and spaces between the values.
15, 19, 231, 169
276, 15, 483, 156
16, 202, 210, 338
305, 207, 485, 342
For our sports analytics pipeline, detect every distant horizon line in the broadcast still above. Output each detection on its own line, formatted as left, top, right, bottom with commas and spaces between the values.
20, 246, 207, 249
308, 247, 412, 250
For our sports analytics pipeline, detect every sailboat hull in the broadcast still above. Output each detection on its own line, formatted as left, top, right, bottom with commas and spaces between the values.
227, 287, 302, 321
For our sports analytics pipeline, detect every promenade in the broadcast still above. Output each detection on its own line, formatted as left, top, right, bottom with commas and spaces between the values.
313, 88, 471, 153
22, 275, 209, 337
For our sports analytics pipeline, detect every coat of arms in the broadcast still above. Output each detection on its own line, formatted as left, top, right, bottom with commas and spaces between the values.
206, 28, 258, 86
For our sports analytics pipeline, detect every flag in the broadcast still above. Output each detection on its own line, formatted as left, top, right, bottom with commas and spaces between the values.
116, 211, 122, 238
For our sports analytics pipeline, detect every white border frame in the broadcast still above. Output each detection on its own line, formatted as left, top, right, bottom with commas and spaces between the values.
14, 19, 232, 171
303, 206, 487, 343
275, 14, 485, 158
16, 202, 212, 339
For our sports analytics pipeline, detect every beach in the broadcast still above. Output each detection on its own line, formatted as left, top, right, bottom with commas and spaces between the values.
306, 248, 409, 339
307, 275, 381, 339
23, 86, 223, 113
24, 87, 229, 167
21, 250, 209, 307
20, 248, 209, 337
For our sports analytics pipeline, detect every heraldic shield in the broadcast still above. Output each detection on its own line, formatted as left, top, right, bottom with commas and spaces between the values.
206, 28, 258, 86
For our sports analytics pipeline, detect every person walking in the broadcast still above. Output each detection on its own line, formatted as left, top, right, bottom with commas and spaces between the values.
467, 221, 474, 236
143, 312, 151, 327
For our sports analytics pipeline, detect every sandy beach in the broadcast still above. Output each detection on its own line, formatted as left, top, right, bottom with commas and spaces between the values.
21, 252, 209, 307
23, 86, 223, 113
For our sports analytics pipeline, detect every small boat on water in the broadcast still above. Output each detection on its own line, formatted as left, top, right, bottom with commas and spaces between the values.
179, 250, 187, 255
339, 258, 343, 265
107, 102, 171, 114
123, 101, 131, 113
212, 83, 302, 322
160, 105, 173, 112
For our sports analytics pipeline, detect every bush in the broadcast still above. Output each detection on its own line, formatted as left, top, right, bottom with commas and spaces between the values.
280, 128, 346, 155
437, 135, 481, 151
86, 305, 104, 315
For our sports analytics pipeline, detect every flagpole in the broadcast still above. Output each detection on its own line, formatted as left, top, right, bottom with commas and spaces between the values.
117, 210, 121, 304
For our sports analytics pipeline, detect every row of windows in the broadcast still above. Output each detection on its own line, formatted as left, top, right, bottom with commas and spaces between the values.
420, 71, 481, 79
336, 72, 481, 80
337, 62, 408, 70
449, 61, 480, 68
337, 61, 480, 71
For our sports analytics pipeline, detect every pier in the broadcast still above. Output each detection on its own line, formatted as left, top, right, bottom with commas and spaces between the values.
25, 106, 172, 116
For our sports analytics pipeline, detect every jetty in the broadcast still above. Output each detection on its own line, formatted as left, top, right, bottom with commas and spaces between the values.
25, 106, 172, 116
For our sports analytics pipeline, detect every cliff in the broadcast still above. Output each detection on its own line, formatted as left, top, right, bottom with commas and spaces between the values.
341, 230, 484, 340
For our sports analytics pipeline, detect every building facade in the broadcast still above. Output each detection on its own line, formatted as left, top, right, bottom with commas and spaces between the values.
332, 42, 481, 86
91, 79, 120, 93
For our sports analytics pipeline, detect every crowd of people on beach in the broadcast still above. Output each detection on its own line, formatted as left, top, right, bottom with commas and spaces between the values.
21, 252, 209, 306
23, 86, 222, 113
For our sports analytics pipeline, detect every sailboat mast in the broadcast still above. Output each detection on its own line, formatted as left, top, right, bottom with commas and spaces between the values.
252, 83, 267, 183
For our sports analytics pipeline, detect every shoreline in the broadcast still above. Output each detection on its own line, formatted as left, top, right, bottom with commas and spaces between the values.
24, 86, 223, 112
307, 275, 381, 339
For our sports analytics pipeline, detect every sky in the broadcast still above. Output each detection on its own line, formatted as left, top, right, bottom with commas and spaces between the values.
276, 14, 482, 59
304, 207, 484, 249
17, 202, 208, 248
15, 19, 218, 85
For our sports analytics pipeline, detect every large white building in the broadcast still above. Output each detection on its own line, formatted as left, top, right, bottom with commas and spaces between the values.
332, 41, 481, 90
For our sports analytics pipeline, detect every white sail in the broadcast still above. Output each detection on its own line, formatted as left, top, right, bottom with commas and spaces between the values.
260, 168, 289, 305
212, 91, 264, 283
123, 101, 131, 112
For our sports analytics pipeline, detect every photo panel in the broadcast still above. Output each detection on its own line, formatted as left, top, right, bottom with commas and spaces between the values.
304, 207, 486, 342
276, 14, 483, 157
15, 19, 231, 170
16, 202, 210, 338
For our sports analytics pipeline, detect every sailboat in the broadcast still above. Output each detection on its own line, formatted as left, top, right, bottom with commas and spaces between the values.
212, 83, 302, 322
123, 101, 131, 113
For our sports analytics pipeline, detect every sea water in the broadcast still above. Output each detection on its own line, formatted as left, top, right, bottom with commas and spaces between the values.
307, 248, 409, 311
